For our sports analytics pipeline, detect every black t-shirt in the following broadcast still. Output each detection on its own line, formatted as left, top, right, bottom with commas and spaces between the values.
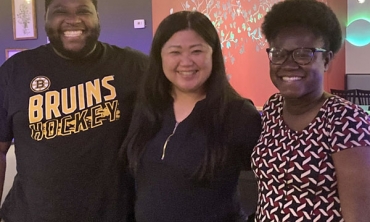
0, 42, 148, 221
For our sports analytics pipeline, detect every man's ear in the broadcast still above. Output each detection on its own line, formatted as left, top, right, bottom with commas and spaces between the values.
324, 51, 334, 72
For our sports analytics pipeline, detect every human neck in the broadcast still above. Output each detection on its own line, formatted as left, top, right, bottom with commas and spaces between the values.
172, 90, 206, 104
172, 91, 206, 123
283, 92, 327, 116
52, 44, 97, 60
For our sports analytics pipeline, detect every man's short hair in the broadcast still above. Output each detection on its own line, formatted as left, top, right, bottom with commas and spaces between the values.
45, 0, 98, 11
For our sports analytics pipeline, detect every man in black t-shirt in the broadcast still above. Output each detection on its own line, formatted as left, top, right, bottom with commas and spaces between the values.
0, 0, 148, 221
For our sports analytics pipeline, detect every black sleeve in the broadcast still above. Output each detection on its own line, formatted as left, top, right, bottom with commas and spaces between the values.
226, 99, 262, 170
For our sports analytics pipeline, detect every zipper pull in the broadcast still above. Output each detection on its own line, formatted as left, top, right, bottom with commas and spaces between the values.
161, 122, 179, 160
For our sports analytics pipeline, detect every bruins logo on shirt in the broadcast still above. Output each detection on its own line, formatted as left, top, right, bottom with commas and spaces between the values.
30, 76, 51, 92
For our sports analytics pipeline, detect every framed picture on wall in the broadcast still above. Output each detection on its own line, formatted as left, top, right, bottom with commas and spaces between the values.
12, 0, 37, 40
5, 48, 27, 60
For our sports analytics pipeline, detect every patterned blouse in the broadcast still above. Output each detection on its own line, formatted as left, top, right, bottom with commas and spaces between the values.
252, 93, 370, 222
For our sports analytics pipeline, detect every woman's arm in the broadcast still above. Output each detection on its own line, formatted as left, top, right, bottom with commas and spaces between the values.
332, 146, 370, 222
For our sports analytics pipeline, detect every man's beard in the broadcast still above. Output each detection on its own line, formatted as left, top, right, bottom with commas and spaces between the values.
46, 24, 101, 60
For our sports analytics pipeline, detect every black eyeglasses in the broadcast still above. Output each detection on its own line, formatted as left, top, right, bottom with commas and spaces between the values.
266, 47, 327, 65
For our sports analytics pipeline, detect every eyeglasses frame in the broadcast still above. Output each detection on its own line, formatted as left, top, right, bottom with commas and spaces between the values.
266, 47, 327, 65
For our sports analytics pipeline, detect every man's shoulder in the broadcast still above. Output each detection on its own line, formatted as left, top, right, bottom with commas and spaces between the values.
99, 42, 148, 58
1, 45, 50, 69
11, 44, 48, 57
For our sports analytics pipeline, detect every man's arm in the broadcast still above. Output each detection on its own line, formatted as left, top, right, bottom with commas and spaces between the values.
0, 141, 11, 205
333, 146, 370, 222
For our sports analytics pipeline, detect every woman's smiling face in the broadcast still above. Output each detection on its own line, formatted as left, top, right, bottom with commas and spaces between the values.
161, 29, 213, 96
268, 26, 332, 100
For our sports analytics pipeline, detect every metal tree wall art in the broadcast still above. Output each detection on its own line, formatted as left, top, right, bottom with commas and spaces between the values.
173, 0, 278, 65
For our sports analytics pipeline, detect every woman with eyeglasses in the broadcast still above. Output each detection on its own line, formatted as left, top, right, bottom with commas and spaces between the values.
251, 0, 370, 221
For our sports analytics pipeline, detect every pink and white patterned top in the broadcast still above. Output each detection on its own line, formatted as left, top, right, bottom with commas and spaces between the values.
252, 93, 370, 222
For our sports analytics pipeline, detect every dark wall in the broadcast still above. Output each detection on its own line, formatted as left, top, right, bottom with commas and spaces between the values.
0, 0, 153, 64
98, 0, 153, 53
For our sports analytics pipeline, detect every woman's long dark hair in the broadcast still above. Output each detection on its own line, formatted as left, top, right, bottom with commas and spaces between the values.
121, 11, 242, 181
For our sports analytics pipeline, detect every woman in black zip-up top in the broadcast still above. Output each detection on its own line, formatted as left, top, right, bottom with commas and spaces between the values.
120, 10, 262, 222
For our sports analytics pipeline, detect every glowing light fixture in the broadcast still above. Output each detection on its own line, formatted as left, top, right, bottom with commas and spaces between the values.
346, 19, 370, 47
358, 0, 365, 3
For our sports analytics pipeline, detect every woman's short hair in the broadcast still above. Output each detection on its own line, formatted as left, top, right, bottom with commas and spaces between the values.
262, 0, 342, 54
